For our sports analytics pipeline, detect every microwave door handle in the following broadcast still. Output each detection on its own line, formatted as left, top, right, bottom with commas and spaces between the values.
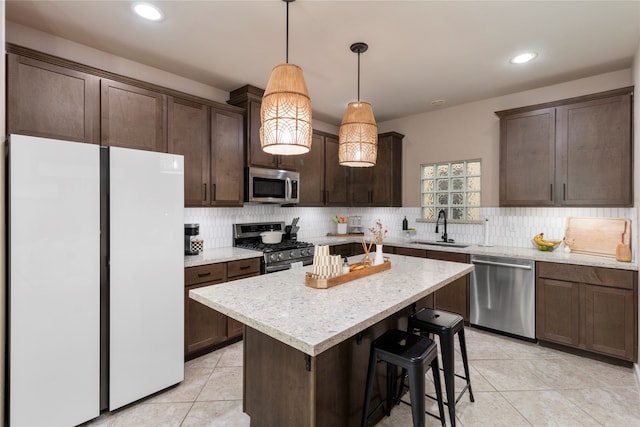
286, 177, 292, 201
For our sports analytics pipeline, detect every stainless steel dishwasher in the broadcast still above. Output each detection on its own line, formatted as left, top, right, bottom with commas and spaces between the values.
470, 255, 535, 340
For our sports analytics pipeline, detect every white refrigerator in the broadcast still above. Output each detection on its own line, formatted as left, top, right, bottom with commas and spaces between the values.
8, 134, 184, 426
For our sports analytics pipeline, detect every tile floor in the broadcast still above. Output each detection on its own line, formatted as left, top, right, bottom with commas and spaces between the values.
85, 328, 640, 426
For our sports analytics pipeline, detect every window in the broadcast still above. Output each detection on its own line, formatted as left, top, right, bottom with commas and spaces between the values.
421, 160, 481, 220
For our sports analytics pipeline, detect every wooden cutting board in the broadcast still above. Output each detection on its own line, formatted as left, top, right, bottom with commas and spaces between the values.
564, 217, 631, 258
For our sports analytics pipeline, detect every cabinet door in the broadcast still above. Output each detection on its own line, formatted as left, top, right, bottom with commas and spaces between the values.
351, 167, 374, 206
247, 100, 278, 168
370, 136, 392, 206
584, 285, 635, 360
210, 108, 244, 206
101, 79, 167, 152
394, 247, 427, 258
226, 267, 261, 339
298, 133, 325, 206
556, 94, 632, 206
7, 53, 99, 144
277, 154, 298, 171
324, 135, 350, 206
168, 97, 209, 207
536, 278, 580, 346
499, 108, 556, 206
330, 244, 352, 258
185, 282, 228, 357
428, 251, 469, 321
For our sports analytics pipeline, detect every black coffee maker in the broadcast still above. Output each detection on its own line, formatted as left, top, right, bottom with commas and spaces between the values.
185, 224, 200, 255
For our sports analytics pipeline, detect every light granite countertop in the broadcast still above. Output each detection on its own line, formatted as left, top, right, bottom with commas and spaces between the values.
307, 236, 638, 271
184, 247, 262, 268
189, 253, 473, 356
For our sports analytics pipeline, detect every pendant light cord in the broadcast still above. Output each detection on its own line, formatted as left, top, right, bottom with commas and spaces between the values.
357, 50, 361, 102
285, 1, 289, 64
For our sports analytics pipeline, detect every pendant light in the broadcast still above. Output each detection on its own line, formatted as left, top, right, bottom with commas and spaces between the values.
260, 0, 313, 156
339, 42, 378, 167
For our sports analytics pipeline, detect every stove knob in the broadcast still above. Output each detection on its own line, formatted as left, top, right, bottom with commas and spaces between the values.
270, 254, 277, 261
277, 253, 283, 261
306, 249, 312, 256
290, 251, 296, 258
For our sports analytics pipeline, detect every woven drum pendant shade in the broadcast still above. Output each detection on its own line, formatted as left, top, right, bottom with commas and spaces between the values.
260, 63, 313, 155
339, 101, 378, 167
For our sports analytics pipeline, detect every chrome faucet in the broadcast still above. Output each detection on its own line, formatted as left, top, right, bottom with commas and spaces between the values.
435, 209, 448, 243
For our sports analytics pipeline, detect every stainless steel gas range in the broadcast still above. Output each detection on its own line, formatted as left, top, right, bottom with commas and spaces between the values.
233, 222, 315, 274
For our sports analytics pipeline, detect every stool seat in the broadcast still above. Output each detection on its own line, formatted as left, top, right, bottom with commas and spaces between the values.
361, 329, 445, 427
408, 308, 474, 427
412, 308, 464, 333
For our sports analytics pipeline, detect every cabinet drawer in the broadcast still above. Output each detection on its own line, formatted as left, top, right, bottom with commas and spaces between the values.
185, 263, 227, 286
228, 258, 261, 279
394, 247, 427, 258
537, 262, 634, 289
427, 250, 468, 263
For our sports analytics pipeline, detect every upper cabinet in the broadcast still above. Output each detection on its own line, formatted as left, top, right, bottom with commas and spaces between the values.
497, 87, 633, 207
101, 79, 167, 152
209, 108, 244, 206
296, 131, 349, 206
350, 132, 404, 207
167, 97, 210, 207
228, 85, 297, 171
7, 52, 100, 144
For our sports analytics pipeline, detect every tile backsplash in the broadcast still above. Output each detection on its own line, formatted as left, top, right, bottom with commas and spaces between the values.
185, 205, 637, 260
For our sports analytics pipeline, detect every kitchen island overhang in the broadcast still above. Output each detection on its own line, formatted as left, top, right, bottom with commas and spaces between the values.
190, 254, 473, 427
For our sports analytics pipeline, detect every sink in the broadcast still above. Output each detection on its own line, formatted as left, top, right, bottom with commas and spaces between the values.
412, 241, 470, 248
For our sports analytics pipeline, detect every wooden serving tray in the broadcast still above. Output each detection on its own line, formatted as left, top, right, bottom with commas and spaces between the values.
305, 260, 391, 289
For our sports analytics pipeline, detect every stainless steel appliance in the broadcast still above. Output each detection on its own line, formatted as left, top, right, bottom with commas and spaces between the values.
233, 221, 314, 273
245, 167, 299, 204
185, 223, 200, 255
8, 135, 184, 426
470, 255, 535, 340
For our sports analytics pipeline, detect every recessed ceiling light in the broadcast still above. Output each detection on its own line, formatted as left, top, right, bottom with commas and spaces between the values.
132, 2, 164, 21
430, 99, 446, 106
510, 52, 537, 64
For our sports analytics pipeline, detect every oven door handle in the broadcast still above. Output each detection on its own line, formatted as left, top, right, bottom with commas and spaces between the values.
471, 259, 532, 270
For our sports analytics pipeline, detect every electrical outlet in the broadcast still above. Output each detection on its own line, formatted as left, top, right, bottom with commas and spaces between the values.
508, 218, 517, 233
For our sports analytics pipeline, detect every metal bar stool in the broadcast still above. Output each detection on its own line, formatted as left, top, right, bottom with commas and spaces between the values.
361, 329, 446, 427
407, 308, 474, 427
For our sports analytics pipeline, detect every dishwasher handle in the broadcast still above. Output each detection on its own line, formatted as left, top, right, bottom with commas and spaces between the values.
471, 259, 532, 270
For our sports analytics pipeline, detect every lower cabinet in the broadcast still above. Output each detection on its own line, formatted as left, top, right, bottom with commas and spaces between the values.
185, 258, 261, 360
536, 262, 637, 361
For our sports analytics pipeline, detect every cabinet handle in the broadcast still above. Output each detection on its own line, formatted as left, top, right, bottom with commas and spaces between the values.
563, 183, 566, 201
203, 183, 207, 201
212, 184, 216, 201
550, 183, 553, 200
325, 191, 329, 204
239, 265, 251, 270
197, 272, 212, 277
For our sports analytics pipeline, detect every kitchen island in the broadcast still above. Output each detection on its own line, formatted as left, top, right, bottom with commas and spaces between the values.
190, 253, 473, 426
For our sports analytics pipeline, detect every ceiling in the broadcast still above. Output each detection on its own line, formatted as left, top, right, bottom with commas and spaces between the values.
6, 1, 640, 124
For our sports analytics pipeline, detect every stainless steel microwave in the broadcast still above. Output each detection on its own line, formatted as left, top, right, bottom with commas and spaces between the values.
245, 167, 299, 204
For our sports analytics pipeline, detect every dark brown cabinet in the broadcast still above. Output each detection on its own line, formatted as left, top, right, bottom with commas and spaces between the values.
168, 97, 210, 206
185, 258, 261, 359
428, 251, 470, 322
350, 132, 403, 207
168, 100, 244, 207
497, 88, 632, 207
7, 52, 100, 144
185, 263, 228, 357
297, 131, 349, 206
100, 79, 167, 152
536, 262, 637, 361
330, 244, 353, 258
210, 108, 244, 206
228, 85, 297, 171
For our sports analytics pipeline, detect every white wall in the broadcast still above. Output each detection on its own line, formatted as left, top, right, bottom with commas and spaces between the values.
378, 69, 633, 207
